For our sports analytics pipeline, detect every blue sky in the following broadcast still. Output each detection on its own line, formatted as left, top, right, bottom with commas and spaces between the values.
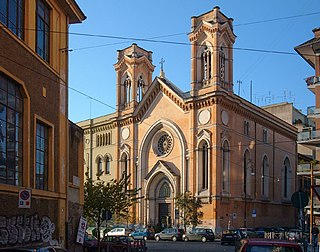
69, 0, 320, 123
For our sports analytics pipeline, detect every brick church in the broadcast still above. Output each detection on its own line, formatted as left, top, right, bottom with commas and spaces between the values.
78, 6, 297, 233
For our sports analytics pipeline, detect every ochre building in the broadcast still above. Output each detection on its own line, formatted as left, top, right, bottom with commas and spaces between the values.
0, 0, 85, 250
78, 7, 297, 233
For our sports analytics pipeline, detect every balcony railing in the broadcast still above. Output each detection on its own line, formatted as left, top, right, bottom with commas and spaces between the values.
298, 130, 320, 141
306, 76, 320, 86
307, 106, 320, 118
297, 163, 320, 173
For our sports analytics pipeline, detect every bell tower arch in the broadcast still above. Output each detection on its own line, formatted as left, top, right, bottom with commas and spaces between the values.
189, 6, 236, 96
114, 43, 155, 113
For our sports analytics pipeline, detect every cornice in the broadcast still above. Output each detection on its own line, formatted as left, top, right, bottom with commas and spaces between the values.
114, 55, 155, 72
189, 23, 218, 42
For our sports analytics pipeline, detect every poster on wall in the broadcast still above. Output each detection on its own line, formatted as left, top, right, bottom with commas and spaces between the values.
18, 189, 31, 208
76, 216, 87, 244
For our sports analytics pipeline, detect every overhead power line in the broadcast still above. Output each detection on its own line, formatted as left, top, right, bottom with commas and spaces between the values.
234, 11, 320, 27
63, 11, 320, 52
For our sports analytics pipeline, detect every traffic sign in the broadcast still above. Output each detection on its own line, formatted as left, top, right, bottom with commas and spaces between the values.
252, 209, 257, 218
102, 209, 112, 220
18, 189, 31, 208
291, 191, 309, 209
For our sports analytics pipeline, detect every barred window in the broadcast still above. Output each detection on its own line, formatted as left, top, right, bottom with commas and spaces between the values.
0, 74, 23, 186
35, 122, 49, 190
0, 0, 24, 39
36, 0, 50, 62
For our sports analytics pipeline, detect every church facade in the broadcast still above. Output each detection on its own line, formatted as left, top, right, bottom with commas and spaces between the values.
78, 7, 297, 232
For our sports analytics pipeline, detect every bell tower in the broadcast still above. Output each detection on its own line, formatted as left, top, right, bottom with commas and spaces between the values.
114, 43, 155, 113
189, 6, 236, 96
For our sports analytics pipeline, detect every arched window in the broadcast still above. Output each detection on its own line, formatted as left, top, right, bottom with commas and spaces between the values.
107, 132, 111, 145
96, 135, 99, 147
103, 134, 106, 146
243, 150, 251, 196
124, 75, 131, 105
106, 156, 111, 174
222, 140, 230, 193
283, 157, 291, 199
261, 156, 269, 197
201, 46, 211, 82
137, 75, 145, 102
219, 46, 226, 84
199, 141, 209, 190
97, 157, 103, 175
159, 182, 171, 198
121, 153, 129, 178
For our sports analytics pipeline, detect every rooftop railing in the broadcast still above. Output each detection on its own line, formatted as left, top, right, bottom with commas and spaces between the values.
298, 130, 320, 141
306, 76, 320, 86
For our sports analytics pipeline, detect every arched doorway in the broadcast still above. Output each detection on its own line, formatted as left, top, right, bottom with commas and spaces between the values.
144, 161, 180, 227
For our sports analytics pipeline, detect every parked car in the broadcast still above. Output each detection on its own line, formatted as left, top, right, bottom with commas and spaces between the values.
239, 228, 257, 238
154, 228, 185, 241
236, 238, 303, 252
221, 229, 245, 245
129, 227, 155, 240
287, 228, 304, 243
0, 246, 68, 251
106, 227, 132, 236
83, 233, 98, 252
255, 226, 273, 238
100, 235, 146, 252
182, 228, 215, 242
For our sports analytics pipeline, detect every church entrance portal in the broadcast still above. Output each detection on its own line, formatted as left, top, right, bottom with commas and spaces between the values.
159, 203, 171, 227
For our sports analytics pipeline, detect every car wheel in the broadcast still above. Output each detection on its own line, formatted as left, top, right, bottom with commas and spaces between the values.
184, 237, 189, 242
201, 236, 207, 242
221, 242, 224, 245
172, 236, 177, 242
155, 236, 160, 241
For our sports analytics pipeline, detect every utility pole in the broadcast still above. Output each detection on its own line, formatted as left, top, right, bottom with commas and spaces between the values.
310, 161, 314, 246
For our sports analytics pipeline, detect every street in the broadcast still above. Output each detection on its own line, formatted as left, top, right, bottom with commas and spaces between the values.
145, 240, 235, 252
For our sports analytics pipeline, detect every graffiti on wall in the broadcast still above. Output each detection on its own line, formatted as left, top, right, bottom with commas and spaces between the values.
0, 214, 57, 246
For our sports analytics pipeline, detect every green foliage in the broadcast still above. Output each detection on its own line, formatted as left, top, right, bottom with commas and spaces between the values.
83, 170, 140, 249
175, 192, 203, 230
84, 171, 140, 222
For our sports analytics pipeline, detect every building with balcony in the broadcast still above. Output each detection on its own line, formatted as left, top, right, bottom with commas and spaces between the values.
0, 0, 85, 250
78, 7, 298, 233
295, 28, 320, 226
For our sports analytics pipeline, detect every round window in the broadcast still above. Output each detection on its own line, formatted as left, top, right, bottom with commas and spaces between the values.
157, 133, 173, 156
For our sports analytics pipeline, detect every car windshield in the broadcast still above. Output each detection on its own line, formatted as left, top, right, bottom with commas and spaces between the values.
224, 230, 236, 234
247, 245, 300, 252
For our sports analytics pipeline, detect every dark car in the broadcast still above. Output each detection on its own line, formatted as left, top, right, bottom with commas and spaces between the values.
221, 229, 245, 245
83, 233, 98, 252
182, 228, 215, 242
129, 227, 155, 240
0, 246, 68, 251
154, 228, 184, 242
236, 238, 303, 252
100, 235, 146, 252
239, 228, 257, 238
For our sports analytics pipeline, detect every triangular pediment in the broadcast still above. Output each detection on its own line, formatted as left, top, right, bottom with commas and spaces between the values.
133, 76, 190, 120
145, 160, 180, 180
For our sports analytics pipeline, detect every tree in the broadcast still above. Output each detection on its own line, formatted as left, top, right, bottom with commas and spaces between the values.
175, 192, 203, 231
83, 171, 140, 251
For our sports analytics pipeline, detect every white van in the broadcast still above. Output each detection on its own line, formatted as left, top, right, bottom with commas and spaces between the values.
106, 227, 132, 236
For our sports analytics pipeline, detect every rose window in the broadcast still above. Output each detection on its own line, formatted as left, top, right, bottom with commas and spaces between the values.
157, 134, 173, 155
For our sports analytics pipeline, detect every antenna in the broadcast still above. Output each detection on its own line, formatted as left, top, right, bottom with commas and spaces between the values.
237, 80, 242, 96
250, 80, 252, 103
